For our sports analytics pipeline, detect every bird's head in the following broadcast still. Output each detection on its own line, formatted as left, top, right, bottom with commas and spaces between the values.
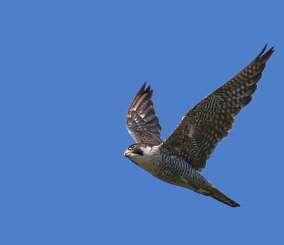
124, 144, 144, 161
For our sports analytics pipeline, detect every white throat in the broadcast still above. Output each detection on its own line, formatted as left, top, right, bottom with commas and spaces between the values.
129, 145, 161, 173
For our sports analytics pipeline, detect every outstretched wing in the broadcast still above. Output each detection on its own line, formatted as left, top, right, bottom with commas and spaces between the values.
161, 45, 274, 170
126, 83, 162, 146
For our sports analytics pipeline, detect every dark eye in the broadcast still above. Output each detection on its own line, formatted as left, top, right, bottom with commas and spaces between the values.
128, 144, 135, 150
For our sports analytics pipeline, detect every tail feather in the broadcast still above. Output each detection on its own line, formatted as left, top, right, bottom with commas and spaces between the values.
205, 186, 240, 208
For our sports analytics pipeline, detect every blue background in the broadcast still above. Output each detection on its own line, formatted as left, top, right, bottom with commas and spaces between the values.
0, 0, 282, 244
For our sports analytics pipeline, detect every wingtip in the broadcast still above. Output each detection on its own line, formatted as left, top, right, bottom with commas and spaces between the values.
137, 82, 148, 95
131, 82, 153, 104
259, 44, 275, 56
140, 82, 152, 94
140, 82, 147, 91
255, 44, 275, 63
269, 46, 275, 53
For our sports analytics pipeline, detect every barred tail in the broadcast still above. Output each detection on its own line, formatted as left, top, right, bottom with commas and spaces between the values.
208, 186, 240, 208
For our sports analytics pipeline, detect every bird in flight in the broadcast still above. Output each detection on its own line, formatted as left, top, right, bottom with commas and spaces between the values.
124, 45, 274, 207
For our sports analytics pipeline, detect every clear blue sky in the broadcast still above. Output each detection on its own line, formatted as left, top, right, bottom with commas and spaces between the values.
0, 0, 283, 244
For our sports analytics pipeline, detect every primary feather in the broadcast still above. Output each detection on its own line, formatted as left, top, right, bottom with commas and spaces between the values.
125, 45, 274, 207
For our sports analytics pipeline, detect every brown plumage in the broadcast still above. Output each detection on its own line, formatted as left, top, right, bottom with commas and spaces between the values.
162, 45, 274, 170
127, 84, 162, 146
125, 45, 274, 207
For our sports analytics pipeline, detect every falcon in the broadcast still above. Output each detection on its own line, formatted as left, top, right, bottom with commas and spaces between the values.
124, 45, 274, 207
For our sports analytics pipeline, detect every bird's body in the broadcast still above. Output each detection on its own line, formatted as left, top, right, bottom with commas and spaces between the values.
127, 144, 201, 187
124, 45, 274, 207
126, 143, 239, 207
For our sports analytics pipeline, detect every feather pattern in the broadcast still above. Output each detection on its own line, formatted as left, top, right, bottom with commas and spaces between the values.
161, 45, 274, 170
125, 46, 274, 207
127, 83, 162, 146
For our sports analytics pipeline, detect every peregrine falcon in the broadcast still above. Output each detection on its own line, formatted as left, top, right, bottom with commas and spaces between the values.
124, 45, 274, 207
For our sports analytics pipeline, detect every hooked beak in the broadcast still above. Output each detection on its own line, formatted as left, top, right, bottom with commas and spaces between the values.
124, 149, 130, 157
